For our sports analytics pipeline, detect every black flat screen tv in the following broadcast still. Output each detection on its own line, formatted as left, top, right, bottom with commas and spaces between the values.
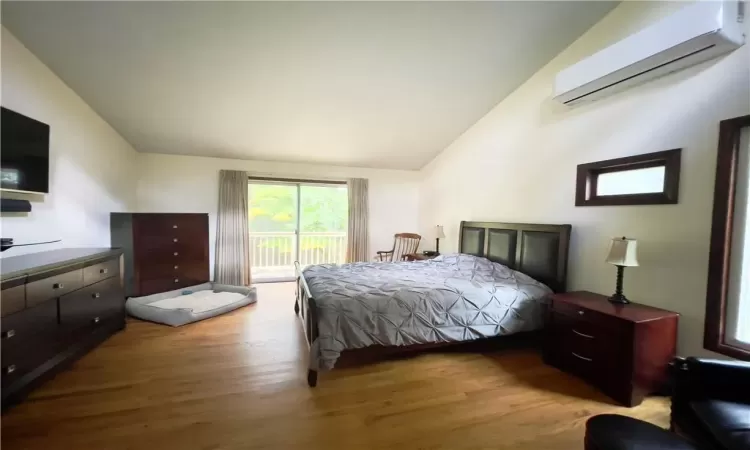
1, 107, 50, 194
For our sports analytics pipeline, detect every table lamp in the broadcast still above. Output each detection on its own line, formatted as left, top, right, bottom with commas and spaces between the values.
605, 237, 639, 304
435, 225, 446, 254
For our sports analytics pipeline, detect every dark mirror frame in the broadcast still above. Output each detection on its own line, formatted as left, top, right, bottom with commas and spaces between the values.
575, 149, 682, 206
704, 114, 750, 361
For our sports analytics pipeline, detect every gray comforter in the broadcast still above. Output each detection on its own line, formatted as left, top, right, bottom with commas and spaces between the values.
303, 254, 552, 370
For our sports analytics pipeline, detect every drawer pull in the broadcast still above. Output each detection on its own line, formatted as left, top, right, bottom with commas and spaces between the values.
100, 268, 108, 274
53, 282, 65, 289
2, 330, 16, 339
173, 238, 178, 243
572, 329, 594, 339
578, 310, 584, 316
92, 317, 101, 324
173, 225, 178, 229
92, 292, 101, 299
174, 278, 179, 283
571, 352, 593, 362
174, 252, 179, 256
4, 365, 16, 374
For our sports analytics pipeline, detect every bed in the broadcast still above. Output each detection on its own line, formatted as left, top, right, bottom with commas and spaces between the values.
295, 221, 571, 386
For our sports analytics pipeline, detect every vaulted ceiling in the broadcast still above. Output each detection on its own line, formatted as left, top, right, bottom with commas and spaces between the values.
2, 1, 616, 169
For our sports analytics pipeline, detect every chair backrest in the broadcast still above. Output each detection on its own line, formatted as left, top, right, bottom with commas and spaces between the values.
392, 233, 421, 261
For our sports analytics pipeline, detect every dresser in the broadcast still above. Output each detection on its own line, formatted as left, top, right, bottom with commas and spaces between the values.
111, 213, 210, 297
1, 248, 125, 409
543, 291, 679, 407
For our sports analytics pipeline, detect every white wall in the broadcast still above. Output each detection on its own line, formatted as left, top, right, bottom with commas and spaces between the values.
136, 153, 420, 277
419, 2, 750, 357
0, 28, 138, 257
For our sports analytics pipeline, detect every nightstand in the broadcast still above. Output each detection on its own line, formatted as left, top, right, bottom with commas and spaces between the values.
542, 291, 679, 407
403, 253, 438, 261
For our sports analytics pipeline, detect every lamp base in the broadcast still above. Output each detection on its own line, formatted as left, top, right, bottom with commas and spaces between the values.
608, 293, 630, 304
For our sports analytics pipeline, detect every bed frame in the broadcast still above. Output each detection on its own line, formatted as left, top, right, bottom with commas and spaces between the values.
294, 220, 572, 387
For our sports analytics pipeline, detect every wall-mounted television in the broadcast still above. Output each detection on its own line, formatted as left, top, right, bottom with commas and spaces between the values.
1, 107, 50, 194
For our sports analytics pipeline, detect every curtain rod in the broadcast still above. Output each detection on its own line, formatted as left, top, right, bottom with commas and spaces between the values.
247, 176, 347, 185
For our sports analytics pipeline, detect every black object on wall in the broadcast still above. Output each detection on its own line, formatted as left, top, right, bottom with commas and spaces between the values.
1, 107, 51, 194
0, 198, 31, 213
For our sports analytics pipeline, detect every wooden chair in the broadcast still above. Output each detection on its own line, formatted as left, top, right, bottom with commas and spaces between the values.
376, 233, 421, 262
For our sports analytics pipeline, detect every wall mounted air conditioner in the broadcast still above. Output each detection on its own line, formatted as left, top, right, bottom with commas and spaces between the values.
554, 1, 746, 105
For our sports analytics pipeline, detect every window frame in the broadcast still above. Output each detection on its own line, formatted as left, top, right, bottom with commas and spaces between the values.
575, 149, 682, 206
705, 115, 750, 361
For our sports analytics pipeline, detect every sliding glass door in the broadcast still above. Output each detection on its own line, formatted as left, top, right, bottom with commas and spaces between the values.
248, 180, 347, 282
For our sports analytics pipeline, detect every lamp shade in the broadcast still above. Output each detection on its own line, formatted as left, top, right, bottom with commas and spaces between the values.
435, 225, 446, 240
605, 237, 639, 267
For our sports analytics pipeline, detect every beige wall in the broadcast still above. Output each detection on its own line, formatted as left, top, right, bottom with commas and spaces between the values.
419, 2, 750, 357
0, 28, 138, 257
136, 153, 421, 278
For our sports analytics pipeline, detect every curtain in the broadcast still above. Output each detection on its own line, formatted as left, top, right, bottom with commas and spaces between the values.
215, 170, 251, 286
346, 178, 370, 263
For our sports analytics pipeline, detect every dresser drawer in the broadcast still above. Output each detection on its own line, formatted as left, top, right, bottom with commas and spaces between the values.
83, 258, 119, 286
135, 241, 207, 263
1, 285, 26, 317
139, 275, 205, 296
139, 258, 208, 280
59, 277, 123, 336
26, 269, 83, 307
2, 343, 59, 390
1, 299, 60, 386
545, 311, 630, 379
551, 298, 629, 335
134, 214, 208, 237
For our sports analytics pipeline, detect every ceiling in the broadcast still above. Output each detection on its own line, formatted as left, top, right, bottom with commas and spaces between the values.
1, 1, 616, 170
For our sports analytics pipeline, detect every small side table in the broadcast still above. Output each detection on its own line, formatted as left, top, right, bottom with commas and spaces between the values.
403, 253, 438, 261
542, 291, 679, 406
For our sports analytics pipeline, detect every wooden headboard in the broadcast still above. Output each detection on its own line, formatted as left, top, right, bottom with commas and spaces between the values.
458, 221, 571, 292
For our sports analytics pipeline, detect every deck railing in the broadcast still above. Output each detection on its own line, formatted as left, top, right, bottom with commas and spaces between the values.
249, 231, 347, 270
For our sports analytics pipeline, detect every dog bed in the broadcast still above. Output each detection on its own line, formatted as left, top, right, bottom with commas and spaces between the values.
126, 282, 257, 327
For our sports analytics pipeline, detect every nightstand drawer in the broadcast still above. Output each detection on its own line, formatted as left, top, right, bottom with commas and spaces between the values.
546, 312, 629, 369
552, 298, 629, 335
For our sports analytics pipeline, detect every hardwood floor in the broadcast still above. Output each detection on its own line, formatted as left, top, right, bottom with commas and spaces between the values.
2, 282, 670, 449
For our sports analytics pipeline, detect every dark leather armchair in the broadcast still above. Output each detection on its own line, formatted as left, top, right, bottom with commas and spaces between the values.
670, 357, 750, 450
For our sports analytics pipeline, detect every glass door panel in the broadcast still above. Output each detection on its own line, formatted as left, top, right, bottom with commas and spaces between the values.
248, 182, 298, 282
299, 185, 348, 267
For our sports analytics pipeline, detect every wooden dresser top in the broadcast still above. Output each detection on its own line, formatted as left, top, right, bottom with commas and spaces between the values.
1, 248, 122, 285
552, 291, 679, 323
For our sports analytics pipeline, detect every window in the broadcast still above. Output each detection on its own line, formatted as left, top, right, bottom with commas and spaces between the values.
705, 115, 750, 360
247, 178, 348, 282
596, 166, 666, 196
727, 127, 750, 350
575, 149, 681, 206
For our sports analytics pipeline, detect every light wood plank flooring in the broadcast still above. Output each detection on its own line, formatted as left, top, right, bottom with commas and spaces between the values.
1, 283, 669, 449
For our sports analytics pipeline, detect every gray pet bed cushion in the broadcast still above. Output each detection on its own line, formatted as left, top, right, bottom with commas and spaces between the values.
126, 283, 257, 327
